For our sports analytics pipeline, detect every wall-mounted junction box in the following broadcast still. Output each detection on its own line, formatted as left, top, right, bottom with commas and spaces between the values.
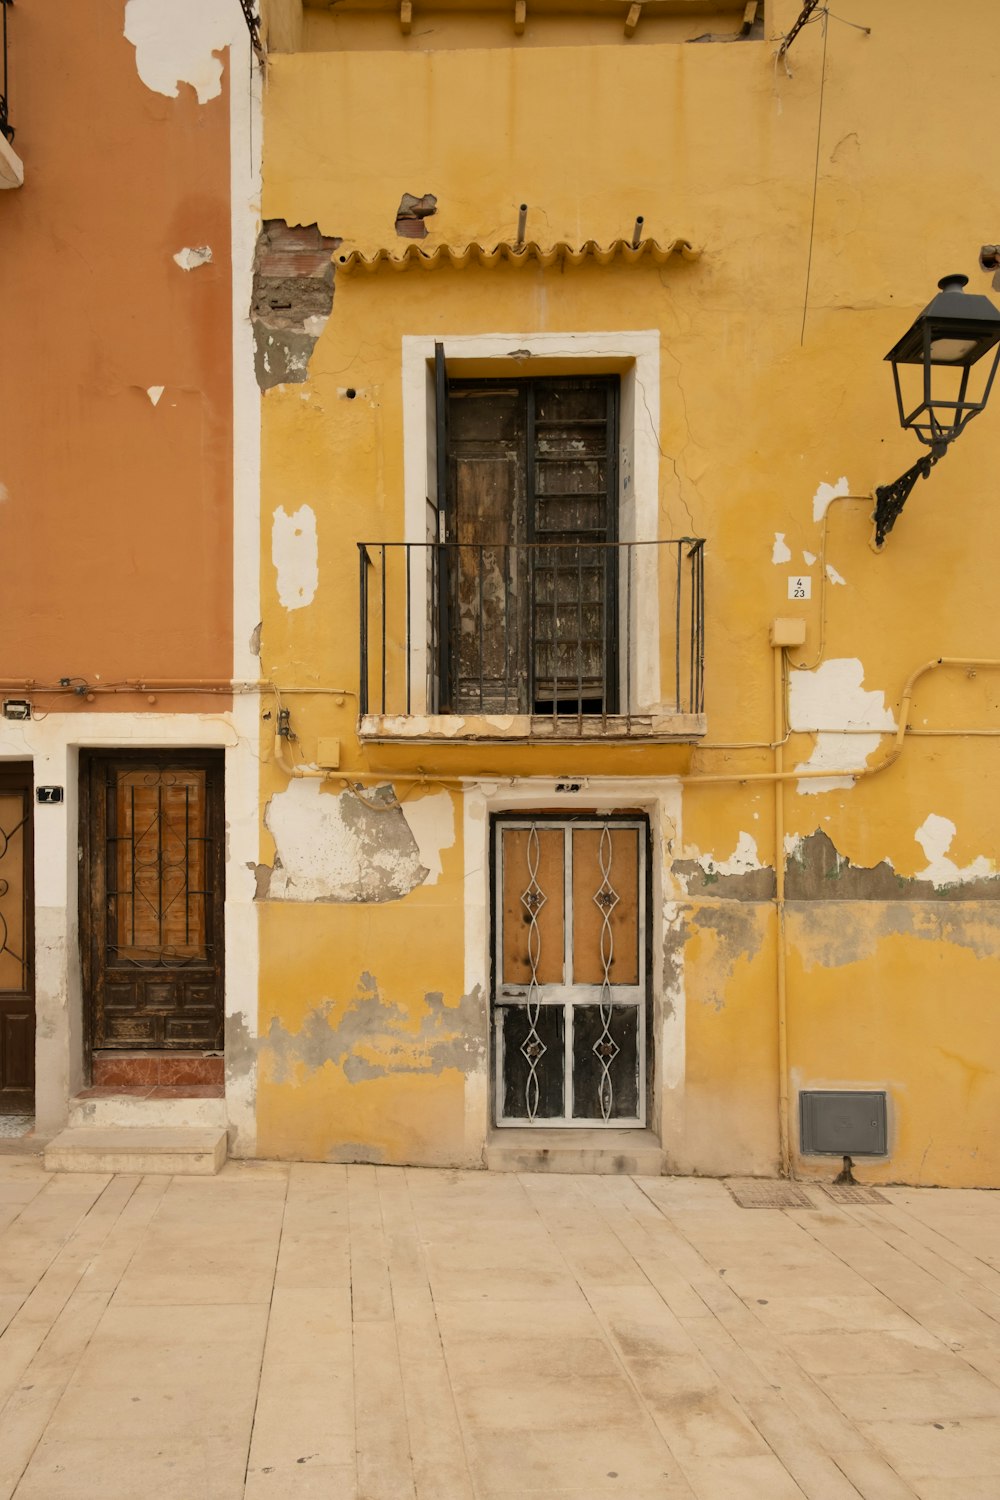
317, 737, 341, 769
799, 1090, 888, 1156
770, 617, 807, 648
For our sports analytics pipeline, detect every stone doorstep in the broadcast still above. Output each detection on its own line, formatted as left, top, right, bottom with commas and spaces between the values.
485, 1127, 664, 1175
68, 1090, 227, 1131
44, 1127, 228, 1176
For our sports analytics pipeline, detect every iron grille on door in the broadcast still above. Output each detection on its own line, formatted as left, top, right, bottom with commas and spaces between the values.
493, 816, 648, 1127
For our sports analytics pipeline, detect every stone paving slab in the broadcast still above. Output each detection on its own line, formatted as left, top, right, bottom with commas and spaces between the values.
0, 1153, 999, 1498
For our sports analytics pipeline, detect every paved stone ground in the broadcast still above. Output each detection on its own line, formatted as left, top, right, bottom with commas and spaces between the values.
1, 1155, 999, 1498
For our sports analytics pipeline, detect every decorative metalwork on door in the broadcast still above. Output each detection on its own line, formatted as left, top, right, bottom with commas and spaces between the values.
82, 753, 225, 1052
0, 767, 34, 1112
493, 816, 647, 1127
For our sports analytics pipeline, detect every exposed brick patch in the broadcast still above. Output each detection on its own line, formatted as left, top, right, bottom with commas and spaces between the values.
251, 219, 341, 390
395, 192, 437, 239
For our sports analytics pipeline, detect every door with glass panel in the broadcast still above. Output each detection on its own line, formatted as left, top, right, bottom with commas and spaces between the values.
81, 752, 224, 1053
493, 816, 647, 1126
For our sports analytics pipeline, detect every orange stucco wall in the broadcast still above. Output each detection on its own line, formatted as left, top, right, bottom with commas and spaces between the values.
0, 1, 233, 707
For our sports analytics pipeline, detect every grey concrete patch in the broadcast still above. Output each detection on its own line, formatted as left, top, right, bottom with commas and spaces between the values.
261, 978, 487, 1085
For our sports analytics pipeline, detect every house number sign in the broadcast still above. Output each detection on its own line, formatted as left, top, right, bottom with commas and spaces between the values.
36, 786, 64, 804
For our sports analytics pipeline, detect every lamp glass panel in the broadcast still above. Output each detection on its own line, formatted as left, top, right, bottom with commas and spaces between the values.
929, 337, 979, 363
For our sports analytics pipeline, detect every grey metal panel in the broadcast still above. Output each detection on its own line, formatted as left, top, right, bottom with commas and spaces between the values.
799, 1090, 888, 1156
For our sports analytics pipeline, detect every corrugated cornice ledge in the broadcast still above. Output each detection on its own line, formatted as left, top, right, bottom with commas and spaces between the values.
336, 237, 701, 273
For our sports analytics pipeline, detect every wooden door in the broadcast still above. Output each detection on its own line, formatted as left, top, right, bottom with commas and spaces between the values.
444, 376, 619, 715
0, 766, 34, 1113
493, 815, 647, 1127
81, 753, 225, 1052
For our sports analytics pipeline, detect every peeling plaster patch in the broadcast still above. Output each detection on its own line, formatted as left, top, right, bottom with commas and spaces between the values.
784, 829, 1000, 901
688, 903, 769, 1009
813, 476, 850, 523
249, 621, 262, 657
225, 1010, 257, 1079
147, 386, 164, 406
662, 904, 687, 1011
790, 658, 895, 794
826, 564, 846, 586
399, 791, 456, 885
673, 833, 775, 900
123, 0, 241, 104
915, 814, 993, 888
264, 780, 429, 902
251, 221, 340, 390
772, 533, 792, 564
802, 550, 817, 566
260, 977, 486, 1085
174, 245, 213, 270
790, 903, 1000, 969
272, 505, 318, 611
395, 192, 438, 239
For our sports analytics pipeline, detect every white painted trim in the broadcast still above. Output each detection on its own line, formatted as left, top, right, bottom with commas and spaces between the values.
226, 22, 263, 1155
401, 331, 663, 717
461, 777, 684, 1164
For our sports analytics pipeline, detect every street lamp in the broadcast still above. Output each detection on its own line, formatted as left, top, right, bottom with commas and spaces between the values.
873, 274, 1000, 545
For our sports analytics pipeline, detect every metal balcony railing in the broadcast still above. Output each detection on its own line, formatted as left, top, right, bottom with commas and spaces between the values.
358, 539, 705, 733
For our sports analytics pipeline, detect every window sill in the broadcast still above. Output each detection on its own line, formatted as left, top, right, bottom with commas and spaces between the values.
358, 711, 706, 744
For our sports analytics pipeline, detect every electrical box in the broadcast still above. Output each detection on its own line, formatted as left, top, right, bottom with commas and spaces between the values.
799, 1090, 888, 1156
770, 617, 807, 648
317, 738, 341, 769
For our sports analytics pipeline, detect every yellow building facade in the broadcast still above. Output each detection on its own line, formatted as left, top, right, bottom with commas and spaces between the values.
250, 0, 1000, 1186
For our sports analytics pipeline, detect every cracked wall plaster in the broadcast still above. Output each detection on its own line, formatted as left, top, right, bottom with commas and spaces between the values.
272, 504, 318, 611
790, 657, 895, 794
263, 780, 430, 902
260, 973, 487, 1084
124, 0, 242, 104
251, 220, 340, 389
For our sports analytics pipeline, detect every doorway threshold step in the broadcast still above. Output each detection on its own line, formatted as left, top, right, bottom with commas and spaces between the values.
486, 1127, 663, 1175
44, 1126, 227, 1176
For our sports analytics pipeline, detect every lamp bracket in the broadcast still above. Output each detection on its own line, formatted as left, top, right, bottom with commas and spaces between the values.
873, 441, 948, 547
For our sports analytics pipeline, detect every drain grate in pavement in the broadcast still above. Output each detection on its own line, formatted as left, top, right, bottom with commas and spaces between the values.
819, 1183, 889, 1205
724, 1178, 814, 1209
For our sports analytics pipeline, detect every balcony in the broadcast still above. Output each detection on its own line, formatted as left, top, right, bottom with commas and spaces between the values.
358, 539, 705, 743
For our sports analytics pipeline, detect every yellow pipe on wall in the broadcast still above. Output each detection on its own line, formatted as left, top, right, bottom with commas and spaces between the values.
773, 644, 791, 1178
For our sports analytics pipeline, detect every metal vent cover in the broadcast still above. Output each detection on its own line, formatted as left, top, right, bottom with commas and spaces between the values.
799, 1090, 888, 1157
725, 1179, 813, 1210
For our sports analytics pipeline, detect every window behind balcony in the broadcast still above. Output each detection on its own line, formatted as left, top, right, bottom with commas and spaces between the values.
440, 375, 619, 715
